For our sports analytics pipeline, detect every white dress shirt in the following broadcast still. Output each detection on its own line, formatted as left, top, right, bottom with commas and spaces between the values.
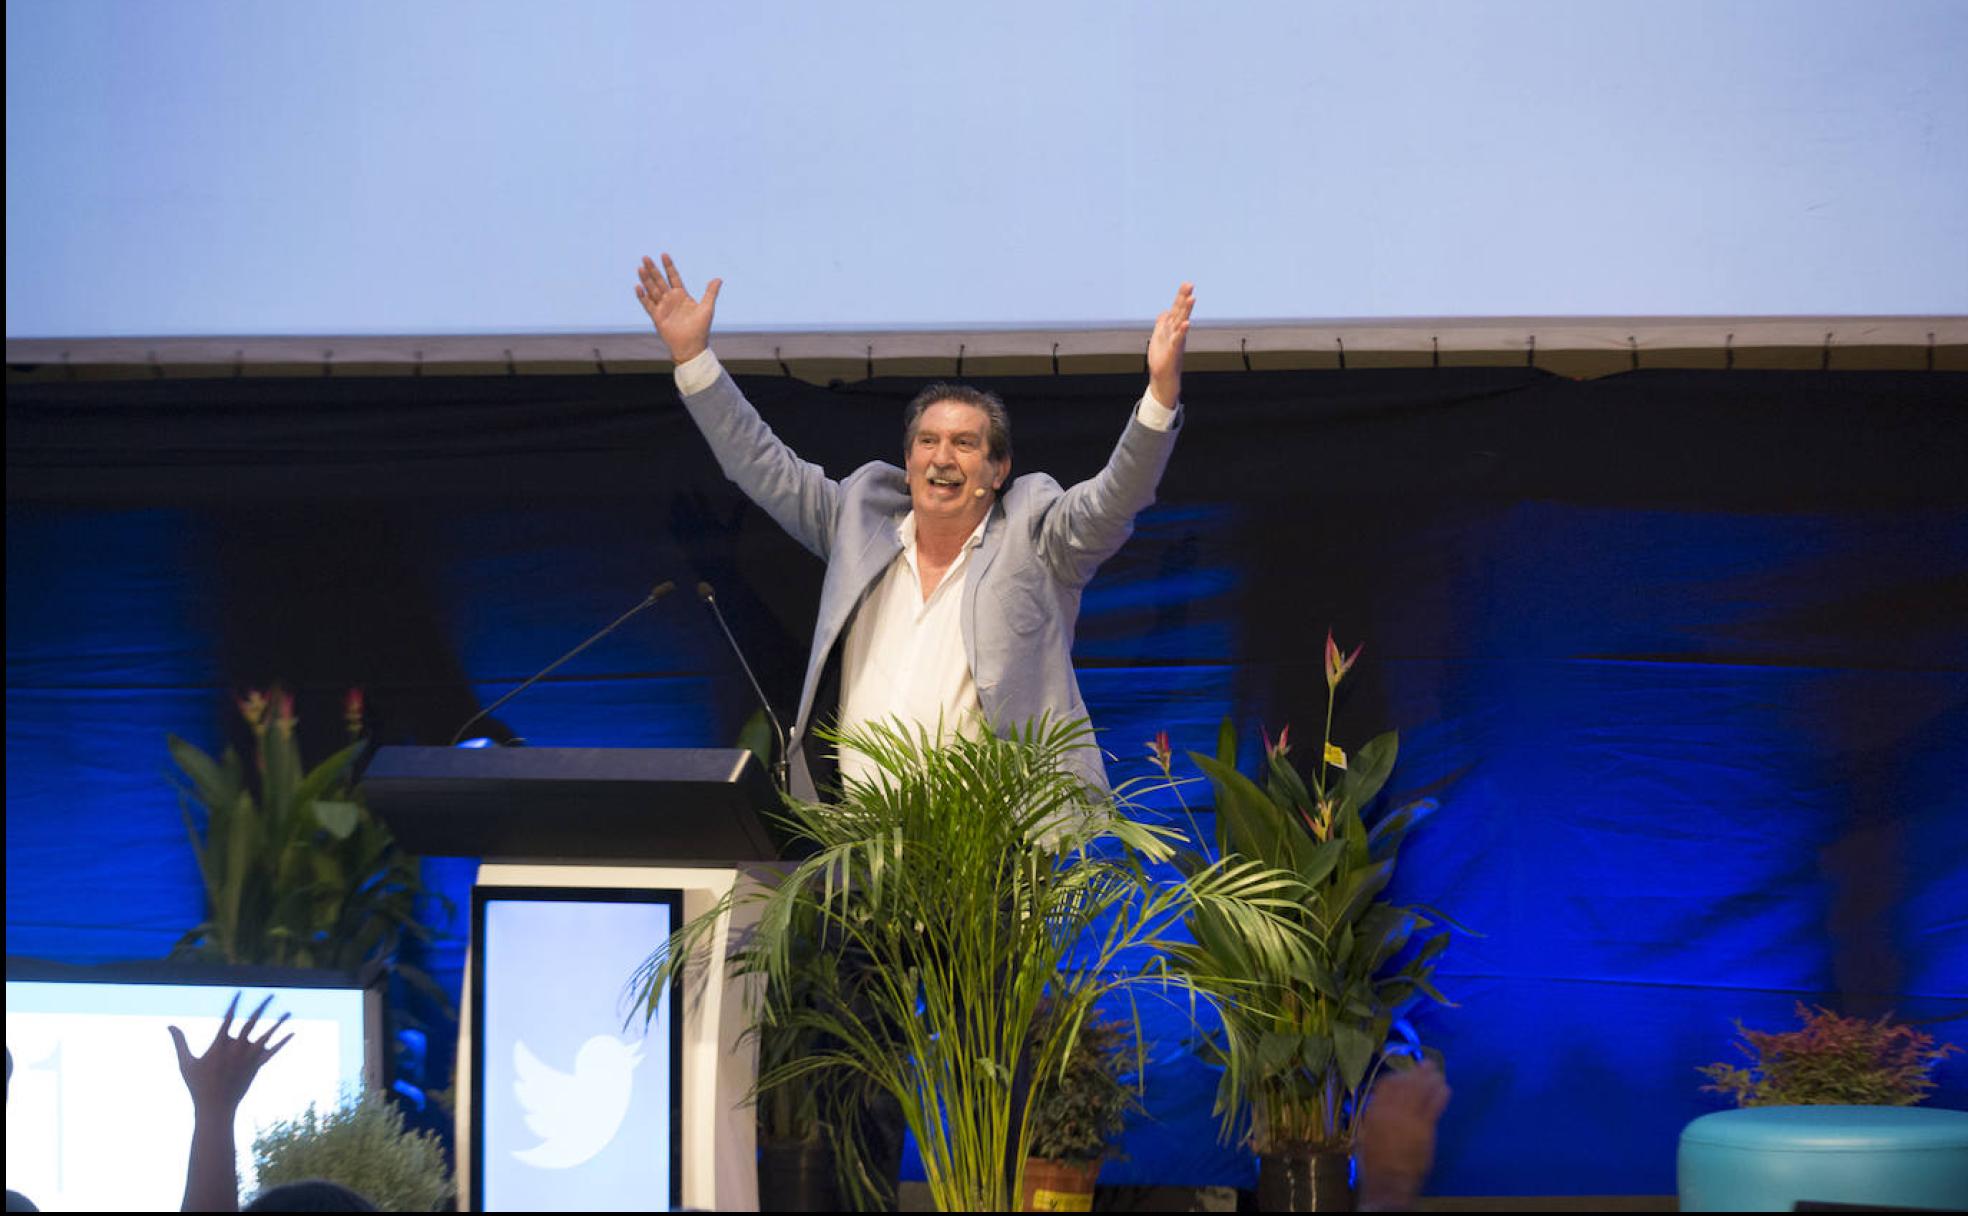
675, 348, 1177, 786
834, 510, 991, 785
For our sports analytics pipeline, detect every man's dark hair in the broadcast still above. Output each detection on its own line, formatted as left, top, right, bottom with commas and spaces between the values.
903, 383, 1011, 465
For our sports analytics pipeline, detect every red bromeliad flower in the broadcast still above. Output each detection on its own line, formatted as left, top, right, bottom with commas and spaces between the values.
1146, 730, 1173, 774
236, 689, 270, 734
1324, 630, 1363, 690
344, 687, 366, 734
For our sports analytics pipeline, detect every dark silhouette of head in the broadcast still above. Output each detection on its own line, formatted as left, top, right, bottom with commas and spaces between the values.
244, 1180, 377, 1211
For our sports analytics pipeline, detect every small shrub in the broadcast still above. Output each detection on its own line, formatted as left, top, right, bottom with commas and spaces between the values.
1028, 1004, 1142, 1164
1700, 1002, 1960, 1107
252, 1091, 453, 1212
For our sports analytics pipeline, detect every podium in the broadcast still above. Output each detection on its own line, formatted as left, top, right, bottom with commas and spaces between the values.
364, 746, 780, 1213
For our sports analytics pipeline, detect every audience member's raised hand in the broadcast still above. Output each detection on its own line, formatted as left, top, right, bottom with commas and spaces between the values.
171, 993, 293, 1212
169, 993, 293, 1115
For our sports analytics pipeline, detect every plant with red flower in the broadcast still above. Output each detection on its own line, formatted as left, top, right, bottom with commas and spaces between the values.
1160, 634, 1468, 1156
167, 686, 448, 1005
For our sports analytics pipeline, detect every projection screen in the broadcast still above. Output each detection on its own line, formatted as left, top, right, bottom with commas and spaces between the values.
6, 0, 1965, 363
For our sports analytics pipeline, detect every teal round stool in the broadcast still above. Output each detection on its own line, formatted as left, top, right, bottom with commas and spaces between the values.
1678, 1105, 1968, 1211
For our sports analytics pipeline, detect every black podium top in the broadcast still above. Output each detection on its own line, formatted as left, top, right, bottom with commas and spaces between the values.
361, 746, 779, 864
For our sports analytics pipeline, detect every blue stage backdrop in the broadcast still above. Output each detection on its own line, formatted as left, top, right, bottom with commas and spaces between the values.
7, 367, 1965, 1196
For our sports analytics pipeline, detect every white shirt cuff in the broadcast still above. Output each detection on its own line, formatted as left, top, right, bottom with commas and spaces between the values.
674, 348, 723, 396
1135, 387, 1179, 431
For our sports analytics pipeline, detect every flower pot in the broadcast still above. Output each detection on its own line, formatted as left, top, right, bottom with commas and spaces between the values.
758, 1136, 839, 1212
1257, 1148, 1353, 1211
1019, 1157, 1102, 1212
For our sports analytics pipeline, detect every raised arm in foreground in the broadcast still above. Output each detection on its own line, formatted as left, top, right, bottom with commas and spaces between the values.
171, 993, 292, 1212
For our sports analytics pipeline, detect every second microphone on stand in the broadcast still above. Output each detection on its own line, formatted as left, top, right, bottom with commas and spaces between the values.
697, 581, 791, 793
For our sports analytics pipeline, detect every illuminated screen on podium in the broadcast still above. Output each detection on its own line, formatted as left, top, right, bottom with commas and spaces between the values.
470, 887, 681, 1212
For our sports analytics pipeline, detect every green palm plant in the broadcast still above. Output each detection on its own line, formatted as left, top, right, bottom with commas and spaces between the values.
168, 687, 445, 1004
1164, 633, 1464, 1154
631, 716, 1313, 1213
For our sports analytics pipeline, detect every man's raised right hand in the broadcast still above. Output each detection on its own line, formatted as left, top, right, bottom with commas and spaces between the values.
635, 253, 722, 364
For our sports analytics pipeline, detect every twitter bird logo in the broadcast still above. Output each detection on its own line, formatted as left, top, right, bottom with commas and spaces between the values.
511, 1034, 645, 1169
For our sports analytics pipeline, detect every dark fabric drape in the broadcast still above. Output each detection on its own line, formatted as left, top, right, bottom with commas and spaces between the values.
8, 367, 1965, 1195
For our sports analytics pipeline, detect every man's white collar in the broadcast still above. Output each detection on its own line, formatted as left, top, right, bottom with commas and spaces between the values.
897, 510, 990, 555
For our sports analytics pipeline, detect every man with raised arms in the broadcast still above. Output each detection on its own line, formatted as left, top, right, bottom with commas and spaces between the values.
636, 253, 1193, 799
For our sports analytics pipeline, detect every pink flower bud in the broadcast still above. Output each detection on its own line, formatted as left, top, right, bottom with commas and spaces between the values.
1324, 630, 1363, 689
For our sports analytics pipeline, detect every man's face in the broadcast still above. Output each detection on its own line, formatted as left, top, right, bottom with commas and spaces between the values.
906, 400, 1007, 530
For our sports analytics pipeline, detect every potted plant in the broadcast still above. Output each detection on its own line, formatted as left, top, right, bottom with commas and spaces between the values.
744, 894, 901, 1212
168, 686, 444, 983
633, 716, 1313, 1213
1018, 1001, 1142, 1212
724, 710, 891, 1211
1700, 1002, 1961, 1107
168, 686, 453, 1103
251, 1089, 454, 1211
1159, 633, 1464, 1211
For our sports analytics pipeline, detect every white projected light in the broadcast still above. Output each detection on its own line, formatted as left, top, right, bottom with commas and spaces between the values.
5, 0, 1966, 352
4, 978, 373, 1212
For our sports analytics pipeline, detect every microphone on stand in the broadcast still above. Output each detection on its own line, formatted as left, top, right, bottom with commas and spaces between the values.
696, 581, 791, 791
449, 581, 677, 746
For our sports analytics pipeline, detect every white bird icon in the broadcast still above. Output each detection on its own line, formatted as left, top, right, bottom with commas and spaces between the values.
511, 1034, 645, 1170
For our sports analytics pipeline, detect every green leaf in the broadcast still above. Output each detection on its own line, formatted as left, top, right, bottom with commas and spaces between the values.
1375, 980, 1418, 1009
219, 789, 261, 964
735, 708, 777, 775
1341, 797, 1371, 869
1325, 859, 1393, 931
167, 734, 242, 817
1304, 958, 1343, 1002
1339, 731, 1398, 814
1413, 931, 1451, 967
1265, 752, 1317, 826
1412, 974, 1457, 1008
292, 740, 366, 811
1296, 838, 1345, 891
262, 721, 303, 824
1192, 753, 1299, 872
1366, 797, 1437, 861
175, 787, 221, 915
1257, 1031, 1301, 1079
312, 800, 361, 840
1410, 902, 1482, 937
1215, 716, 1239, 770
1334, 1022, 1376, 1092
1352, 905, 1408, 972
1300, 1033, 1334, 1076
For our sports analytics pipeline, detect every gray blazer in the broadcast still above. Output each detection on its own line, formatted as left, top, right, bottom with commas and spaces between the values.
682, 369, 1181, 797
